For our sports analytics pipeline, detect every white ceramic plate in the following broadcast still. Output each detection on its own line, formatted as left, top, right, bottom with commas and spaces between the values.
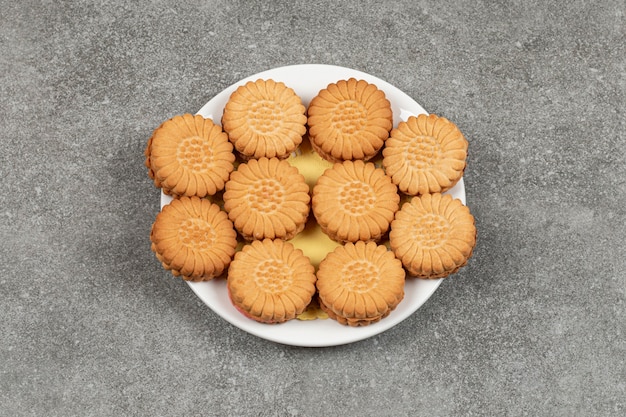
160, 64, 465, 347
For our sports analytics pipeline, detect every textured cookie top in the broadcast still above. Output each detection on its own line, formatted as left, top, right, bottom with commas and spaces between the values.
316, 241, 405, 320
145, 114, 235, 197
150, 196, 238, 280
383, 114, 467, 196
307, 78, 393, 161
223, 157, 310, 240
227, 239, 317, 323
312, 160, 399, 243
221, 79, 307, 159
389, 193, 476, 278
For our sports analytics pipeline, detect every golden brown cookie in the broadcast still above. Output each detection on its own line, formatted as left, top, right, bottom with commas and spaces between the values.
227, 239, 317, 324
221, 79, 307, 159
150, 196, 238, 281
382, 113, 468, 195
316, 241, 405, 327
312, 160, 399, 243
307, 78, 393, 162
145, 114, 235, 197
389, 193, 476, 278
223, 157, 310, 241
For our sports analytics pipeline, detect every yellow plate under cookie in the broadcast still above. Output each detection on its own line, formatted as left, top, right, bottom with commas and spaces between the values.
159, 64, 467, 347
285, 137, 341, 268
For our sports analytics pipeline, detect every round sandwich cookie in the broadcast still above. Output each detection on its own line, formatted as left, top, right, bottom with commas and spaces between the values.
307, 78, 393, 162
223, 157, 310, 241
150, 196, 238, 281
389, 192, 476, 279
221, 79, 307, 160
312, 160, 399, 243
145, 113, 235, 198
227, 239, 317, 324
316, 241, 406, 327
383, 113, 468, 196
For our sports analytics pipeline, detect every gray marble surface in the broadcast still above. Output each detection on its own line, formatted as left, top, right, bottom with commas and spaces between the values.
1, 1, 624, 416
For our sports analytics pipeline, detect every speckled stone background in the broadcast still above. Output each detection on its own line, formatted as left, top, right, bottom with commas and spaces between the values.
1, 0, 624, 416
